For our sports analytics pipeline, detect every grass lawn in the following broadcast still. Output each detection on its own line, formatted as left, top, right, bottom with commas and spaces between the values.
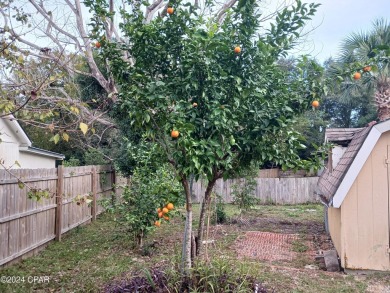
0, 203, 389, 292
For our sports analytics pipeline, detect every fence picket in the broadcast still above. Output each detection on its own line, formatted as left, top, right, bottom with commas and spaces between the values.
191, 177, 319, 204
0, 165, 118, 266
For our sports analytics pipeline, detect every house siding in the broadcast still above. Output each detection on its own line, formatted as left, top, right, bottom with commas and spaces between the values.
1, 118, 60, 169
339, 131, 390, 270
0, 141, 20, 168
0, 119, 19, 144
0, 119, 21, 168
19, 152, 57, 169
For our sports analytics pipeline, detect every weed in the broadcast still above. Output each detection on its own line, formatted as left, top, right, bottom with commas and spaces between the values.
292, 239, 309, 253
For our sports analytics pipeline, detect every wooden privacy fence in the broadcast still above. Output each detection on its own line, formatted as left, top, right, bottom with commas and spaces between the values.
192, 176, 319, 204
0, 165, 118, 266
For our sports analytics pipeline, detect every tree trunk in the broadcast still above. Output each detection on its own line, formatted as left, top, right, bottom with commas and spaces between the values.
180, 176, 192, 289
137, 232, 144, 248
375, 78, 390, 122
196, 174, 220, 256
378, 105, 390, 122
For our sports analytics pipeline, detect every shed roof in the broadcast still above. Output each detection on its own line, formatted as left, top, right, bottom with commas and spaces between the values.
318, 120, 390, 207
317, 126, 372, 205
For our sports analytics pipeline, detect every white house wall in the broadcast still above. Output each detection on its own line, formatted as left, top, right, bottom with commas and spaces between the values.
18, 152, 57, 169
0, 118, 19, 144
332, 146, 347, 170
0, 119, 20, 168
0, 141, 20, 168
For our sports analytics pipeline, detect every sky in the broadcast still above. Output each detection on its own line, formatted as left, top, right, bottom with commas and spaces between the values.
293, 0, 390, 62
6, 0, 390, 64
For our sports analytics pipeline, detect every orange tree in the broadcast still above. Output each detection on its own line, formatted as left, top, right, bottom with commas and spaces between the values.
87, 0, 320, 276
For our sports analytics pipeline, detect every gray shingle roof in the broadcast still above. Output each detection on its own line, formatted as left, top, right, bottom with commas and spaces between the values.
317, 126, 373, 204
325, 128, 364, 144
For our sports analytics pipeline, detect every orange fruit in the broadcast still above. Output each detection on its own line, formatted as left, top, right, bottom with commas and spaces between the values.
154, 221, 161, 227
167, 7, 174, 14
311, 100, 319, 108
166, 203, 174, 210
363, 66, 371, 72
163, 215, 170, 221
157, 208, 161, 213
192, 102, 198, 107
171, 130, 179, 138
95, 41, 101, 48
158, 212, 163, 218
353, 72, 361, 80
162, 207, 169, 214
234, 46, 241, 54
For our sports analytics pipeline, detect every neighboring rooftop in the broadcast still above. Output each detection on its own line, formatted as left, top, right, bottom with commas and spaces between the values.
325, 128, 364, 145
19, 146, 65, 160
1, 115, 64, 160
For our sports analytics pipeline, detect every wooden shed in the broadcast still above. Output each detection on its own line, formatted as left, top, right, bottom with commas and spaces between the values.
317, 121, 390, 271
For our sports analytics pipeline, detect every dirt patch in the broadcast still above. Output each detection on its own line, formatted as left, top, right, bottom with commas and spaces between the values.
231, 217, 325, 234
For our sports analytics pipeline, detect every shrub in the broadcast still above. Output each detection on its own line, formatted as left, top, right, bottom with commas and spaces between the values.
84, 148, 108, 165
103, 164, 184, 247
231, 177, 259, 212
212, 193, 227, 224
63, 157, 81, 167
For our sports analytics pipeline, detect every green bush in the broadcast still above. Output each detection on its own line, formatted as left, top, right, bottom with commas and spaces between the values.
63, 157, 81, 167
231, 177, 259, 212
104, 164, 184, 247
212, 194, 227, 224
84, 148, 108, 165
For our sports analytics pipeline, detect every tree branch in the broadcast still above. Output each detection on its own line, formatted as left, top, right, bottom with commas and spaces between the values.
215, 0, 238, 24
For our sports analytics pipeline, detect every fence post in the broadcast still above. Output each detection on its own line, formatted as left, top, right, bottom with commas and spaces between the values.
91, 166, 97, 221
55, 165, 64, 241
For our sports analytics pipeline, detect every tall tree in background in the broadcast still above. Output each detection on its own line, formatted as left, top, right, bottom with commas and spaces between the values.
0, 1, 119, 162
328, 19, 389, 123
278, 56, 328, 159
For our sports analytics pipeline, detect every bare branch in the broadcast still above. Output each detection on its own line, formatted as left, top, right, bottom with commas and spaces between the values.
145, 0, 165, 23
73, 0, 117, 97
216, 0, 238, 24
28, 0, 83, 51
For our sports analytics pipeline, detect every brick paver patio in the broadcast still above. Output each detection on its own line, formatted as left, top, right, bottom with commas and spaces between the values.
235, 231, 301, 262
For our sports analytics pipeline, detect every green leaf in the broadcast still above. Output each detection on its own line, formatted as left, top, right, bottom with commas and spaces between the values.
216, 149, 223, 158
50, 134, 60, 144
144, 113, 150, 123
17, 181, 24, 189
